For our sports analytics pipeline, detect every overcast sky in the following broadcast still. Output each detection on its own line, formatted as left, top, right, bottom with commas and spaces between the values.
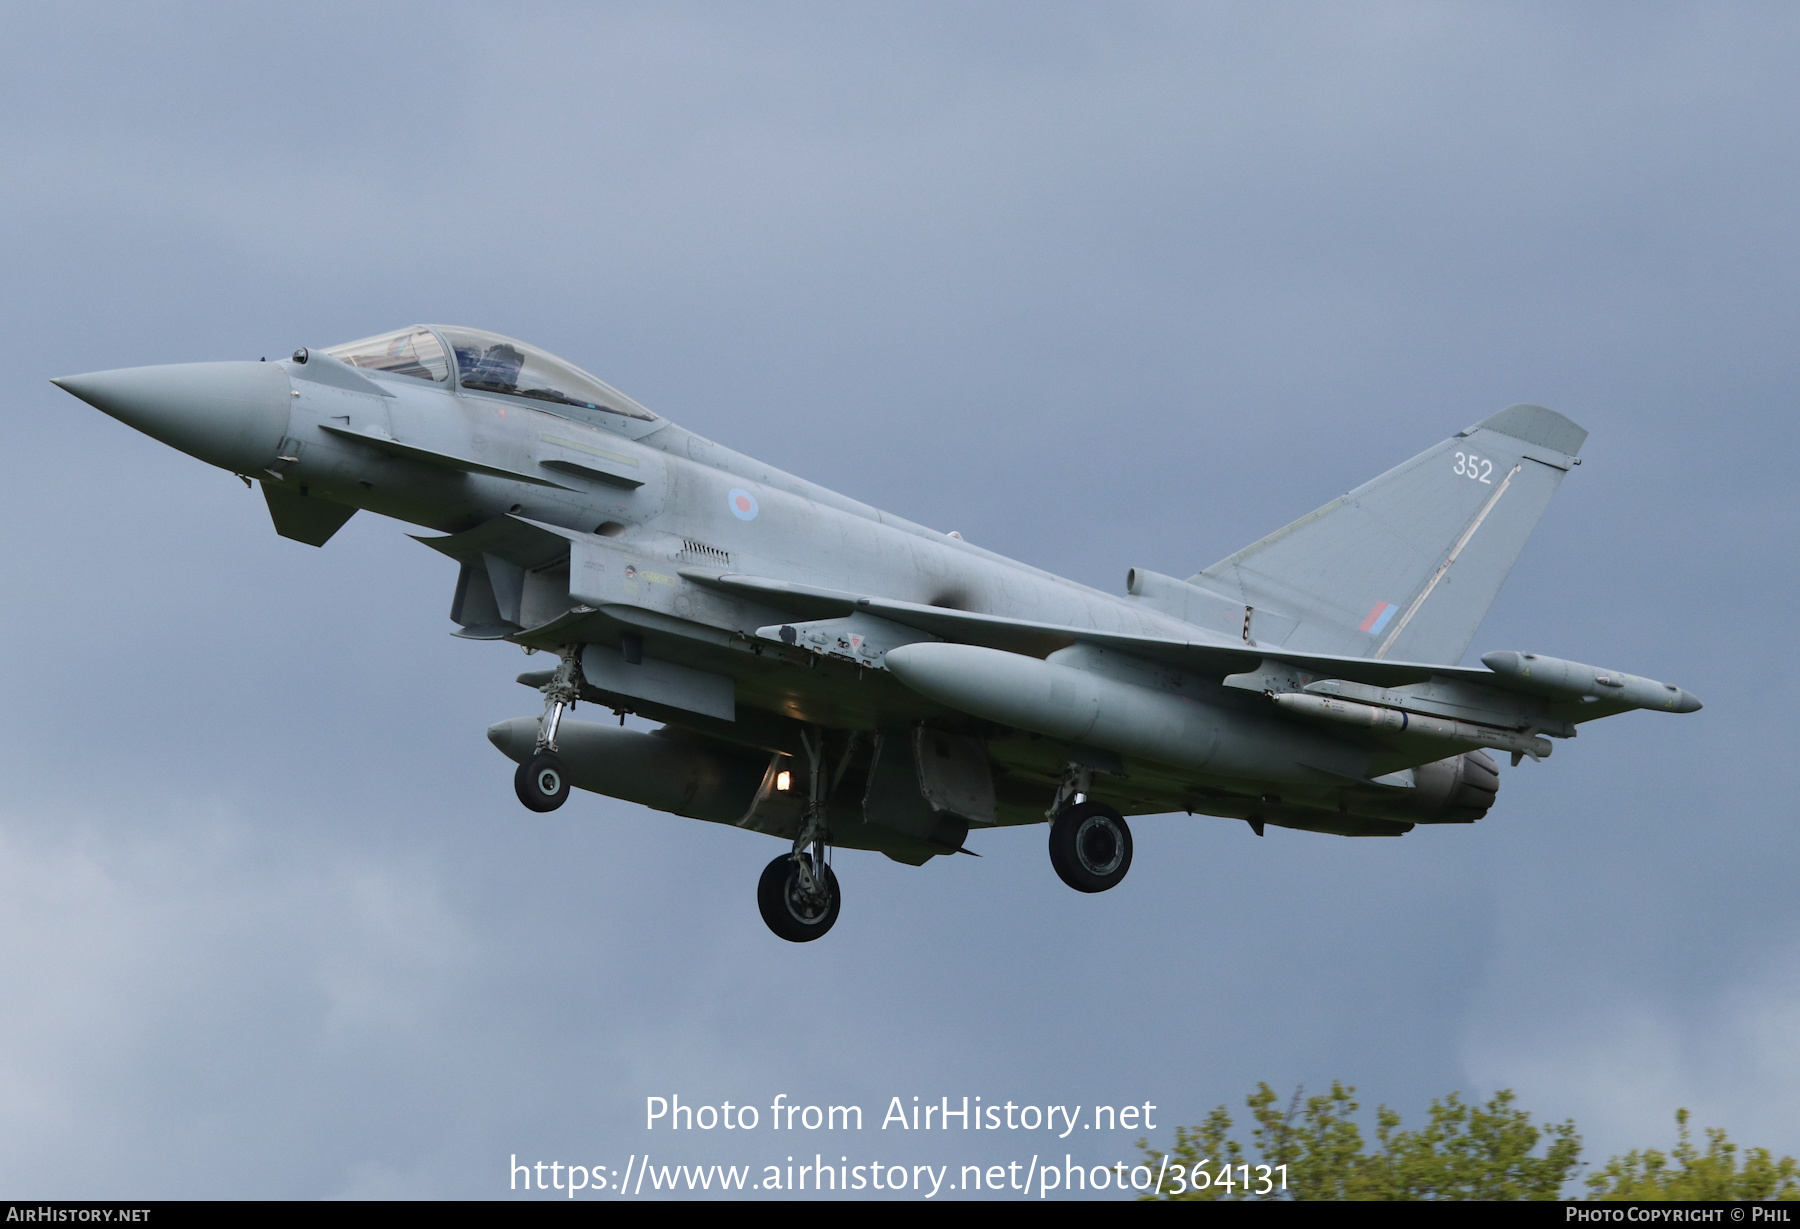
1, 1, 1795, 1200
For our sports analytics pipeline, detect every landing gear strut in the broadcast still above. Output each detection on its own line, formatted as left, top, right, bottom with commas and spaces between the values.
758, 727, 843, 942
1046, 762, 1133, 892
516, 644, 580, 813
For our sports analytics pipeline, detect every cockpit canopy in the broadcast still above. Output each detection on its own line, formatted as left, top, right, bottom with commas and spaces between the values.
323, 327, 449, 383
323, 325, 656, 422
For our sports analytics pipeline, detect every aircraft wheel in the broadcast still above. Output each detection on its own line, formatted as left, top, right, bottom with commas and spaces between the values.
515, 752, 570, 812
757, 853, 841, 943
1049, 800, 1133, 893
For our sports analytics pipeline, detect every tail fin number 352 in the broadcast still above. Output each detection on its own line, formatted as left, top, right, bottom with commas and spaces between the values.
1453, 451, 1493, 484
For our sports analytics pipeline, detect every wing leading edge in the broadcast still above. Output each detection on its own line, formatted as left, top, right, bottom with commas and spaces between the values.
689, 570, 1700, 722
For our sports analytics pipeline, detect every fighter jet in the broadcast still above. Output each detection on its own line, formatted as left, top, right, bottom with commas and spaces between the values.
53, 326, 1701, 941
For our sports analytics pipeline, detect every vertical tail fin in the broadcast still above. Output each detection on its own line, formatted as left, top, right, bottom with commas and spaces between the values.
1189, 405, 1587, 664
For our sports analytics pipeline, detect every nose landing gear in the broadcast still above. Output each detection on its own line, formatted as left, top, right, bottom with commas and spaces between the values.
515, 754, 569, 812
515, 644, 582, 813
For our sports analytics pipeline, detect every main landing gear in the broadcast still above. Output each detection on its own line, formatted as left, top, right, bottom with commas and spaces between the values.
516, 644, 580, 813
758, 727, 843, 943
757, 852, 841, 943
1046, 763, 1133, 893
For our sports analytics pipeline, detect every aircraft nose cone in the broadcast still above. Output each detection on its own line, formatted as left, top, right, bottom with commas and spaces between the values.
52, 361, 292, 474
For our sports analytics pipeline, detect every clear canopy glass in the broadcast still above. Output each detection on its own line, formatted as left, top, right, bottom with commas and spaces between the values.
435, 325, 655, 420
322, 327, 449, 382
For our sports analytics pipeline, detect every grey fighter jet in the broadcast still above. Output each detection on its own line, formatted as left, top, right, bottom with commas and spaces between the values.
53, 326, 1701, 942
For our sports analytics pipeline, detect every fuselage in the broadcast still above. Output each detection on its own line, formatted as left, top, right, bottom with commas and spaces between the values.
251, 350, 1231, 647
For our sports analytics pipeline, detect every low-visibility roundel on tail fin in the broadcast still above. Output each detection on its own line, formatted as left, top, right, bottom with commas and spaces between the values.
1183, 405, 1588, 666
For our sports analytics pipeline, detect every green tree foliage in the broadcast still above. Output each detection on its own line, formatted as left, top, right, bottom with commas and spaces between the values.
1585, 1109, 1800, 1201
1144, 1088, 1800, 1201
1140, 1082, 1580, 1200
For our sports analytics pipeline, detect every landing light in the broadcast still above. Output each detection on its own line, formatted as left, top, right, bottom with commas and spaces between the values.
776, 771, 792, 792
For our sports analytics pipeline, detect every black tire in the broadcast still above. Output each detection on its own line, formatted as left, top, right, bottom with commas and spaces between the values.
1048, 800, 1133, 893
756, 853, 841, 943
515, 753, 570, 812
